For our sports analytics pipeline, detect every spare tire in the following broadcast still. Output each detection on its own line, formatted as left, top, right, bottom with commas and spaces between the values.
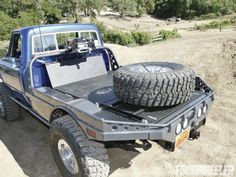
113, 62, 196, 107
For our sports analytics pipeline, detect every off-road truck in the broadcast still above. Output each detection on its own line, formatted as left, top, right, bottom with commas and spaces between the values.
0, 24, 214, 177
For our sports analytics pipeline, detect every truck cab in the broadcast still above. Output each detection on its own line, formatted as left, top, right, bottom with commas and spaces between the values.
0, 24, 110, 122
0, 24, 103, 95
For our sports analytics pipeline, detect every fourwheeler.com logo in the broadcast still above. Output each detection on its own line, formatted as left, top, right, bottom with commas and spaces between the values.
176, 165, 235, 176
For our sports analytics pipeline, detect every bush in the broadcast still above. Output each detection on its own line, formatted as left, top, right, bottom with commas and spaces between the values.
106, 30, 135, 46
193, 24, 205, 31
194, 19, 236, 31
195, 13, 219, 20
131, 31, 152, 45
91, 20, 108, 40
158, 29, 181, 40
91, 20, 152, 46
230, 17, 236, 24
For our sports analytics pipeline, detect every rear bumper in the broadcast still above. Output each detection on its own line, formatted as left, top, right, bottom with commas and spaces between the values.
98, 92, 213, 142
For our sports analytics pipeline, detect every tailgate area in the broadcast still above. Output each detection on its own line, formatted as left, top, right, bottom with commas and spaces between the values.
108, 91, 206, 124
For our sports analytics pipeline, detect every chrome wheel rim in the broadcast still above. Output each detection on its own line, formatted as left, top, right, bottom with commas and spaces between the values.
58, 139, 79, 174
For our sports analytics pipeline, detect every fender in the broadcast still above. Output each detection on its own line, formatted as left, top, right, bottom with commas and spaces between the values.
50, 105, 96, 140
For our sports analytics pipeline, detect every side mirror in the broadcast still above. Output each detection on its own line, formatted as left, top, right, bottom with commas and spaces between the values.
0, 49, 7, 58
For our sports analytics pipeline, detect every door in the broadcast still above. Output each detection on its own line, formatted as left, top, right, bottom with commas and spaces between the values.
1, 32, 23, 92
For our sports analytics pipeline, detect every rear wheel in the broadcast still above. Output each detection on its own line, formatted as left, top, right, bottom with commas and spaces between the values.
0, 82, 21, 121
50, 115, 110, 177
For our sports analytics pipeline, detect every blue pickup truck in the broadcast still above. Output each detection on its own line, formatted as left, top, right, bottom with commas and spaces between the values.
0, 24, 214, 177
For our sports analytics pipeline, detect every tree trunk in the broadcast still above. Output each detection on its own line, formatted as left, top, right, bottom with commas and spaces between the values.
75, 9, 79, 23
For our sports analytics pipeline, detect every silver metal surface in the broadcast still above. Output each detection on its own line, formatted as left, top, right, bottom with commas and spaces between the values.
25, 92, 54, 121
10, 96, 50, 126
55, 74, 114, 101
45, 55, 107, 88
0, 101, 5, 118
58, 139, 79, 174
0, 58, 23, 92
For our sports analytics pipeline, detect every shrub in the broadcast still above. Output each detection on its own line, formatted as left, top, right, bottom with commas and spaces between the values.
230, 17, 236, 24
194, 19, 236, 31
131, 31, 152, 45
91, 20, 108, 40
106, 30, 135, 46
158, 29, 181, 40
91, 20, 152, 46
193, 24, 205, 31
196, 13, 219, 20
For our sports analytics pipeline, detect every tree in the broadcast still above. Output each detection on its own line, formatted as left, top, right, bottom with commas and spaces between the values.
153, 0, 236, 19
136, 0, 155, 17
62, 0, 105, 22
108, 0, 137, 17
41, 0, 62, 24
82, 0, 105, 17
0, 11, 17, 40
62, 0, 81, 23
0, 0, 35, 18
17, 10, 43, 27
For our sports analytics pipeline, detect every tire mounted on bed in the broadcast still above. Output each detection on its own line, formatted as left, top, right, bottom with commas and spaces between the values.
113, 62, 196, 107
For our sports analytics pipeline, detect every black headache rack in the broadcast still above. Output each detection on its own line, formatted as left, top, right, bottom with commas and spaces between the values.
97, 77, 214, 127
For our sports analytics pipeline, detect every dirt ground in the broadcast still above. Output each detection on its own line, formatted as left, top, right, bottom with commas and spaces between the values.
90, 12, 235, 32
0, 27, 236, 177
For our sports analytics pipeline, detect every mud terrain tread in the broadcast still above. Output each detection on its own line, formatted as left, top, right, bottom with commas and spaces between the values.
0, 82, 20, 121
113, 62, 195, 107
50, 116, 109, 177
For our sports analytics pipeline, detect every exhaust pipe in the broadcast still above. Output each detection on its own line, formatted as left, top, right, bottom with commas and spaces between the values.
189, 130, 200, 140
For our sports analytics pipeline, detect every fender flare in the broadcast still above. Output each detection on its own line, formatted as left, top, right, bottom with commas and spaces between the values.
49, 105, 92, 139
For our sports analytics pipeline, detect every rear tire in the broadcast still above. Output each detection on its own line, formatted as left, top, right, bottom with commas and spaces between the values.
50, 115, 110, 177
0, 82, 21, 121
113, 62, 196, 107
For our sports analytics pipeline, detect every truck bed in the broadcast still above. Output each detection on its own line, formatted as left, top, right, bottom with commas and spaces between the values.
55, 74, 116, 103
55, 74, 209, 124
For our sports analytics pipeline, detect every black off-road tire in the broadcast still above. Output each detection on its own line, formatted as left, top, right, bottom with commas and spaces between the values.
50, 115, 110, 177
0, 82, 21, 121
113, 62, 196, 107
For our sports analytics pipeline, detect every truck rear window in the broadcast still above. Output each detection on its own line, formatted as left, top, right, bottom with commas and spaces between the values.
34, 34, 57, 53
33, 31, 100, 53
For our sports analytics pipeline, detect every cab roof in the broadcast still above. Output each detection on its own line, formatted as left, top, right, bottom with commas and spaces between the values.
14, 23, 99, 35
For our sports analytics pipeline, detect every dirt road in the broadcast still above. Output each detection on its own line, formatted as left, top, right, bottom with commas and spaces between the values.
95, 13, 235, 32
0, 28, 235, 177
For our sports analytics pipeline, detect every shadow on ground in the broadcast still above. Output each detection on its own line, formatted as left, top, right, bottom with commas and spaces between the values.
0, 108, 140, 177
